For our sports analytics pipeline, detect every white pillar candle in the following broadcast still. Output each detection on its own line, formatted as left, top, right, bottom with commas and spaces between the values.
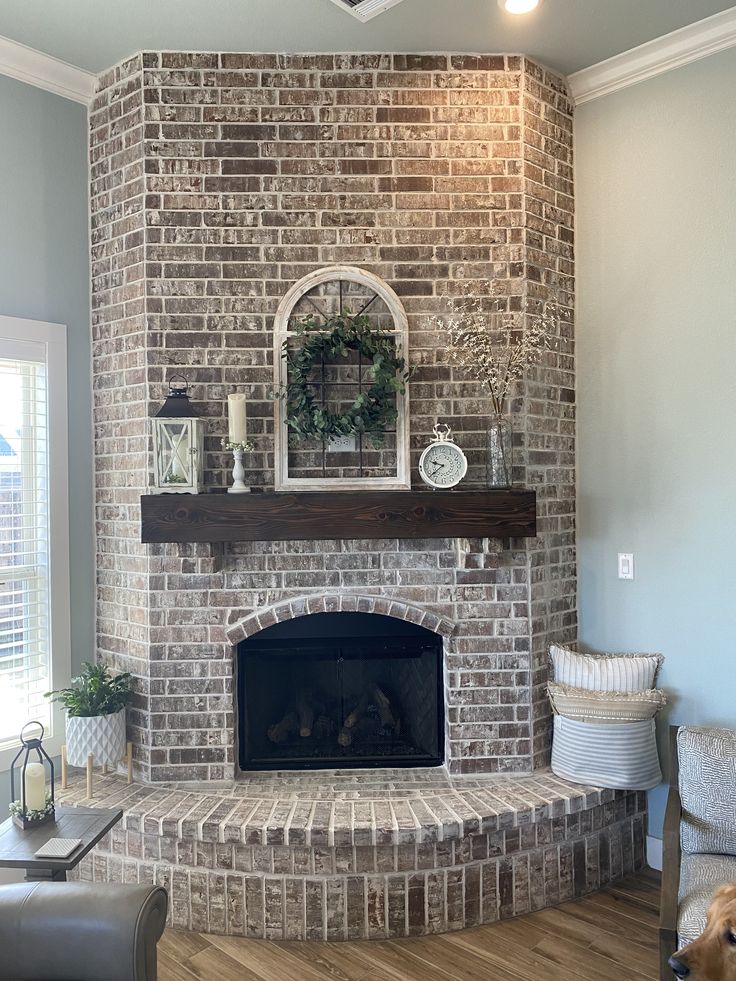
24, 761, 46, 811
228, 393, 248, 444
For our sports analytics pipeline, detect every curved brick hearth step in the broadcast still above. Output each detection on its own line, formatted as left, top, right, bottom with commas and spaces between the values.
60, 769, 620, 848
61, 769, 646, 940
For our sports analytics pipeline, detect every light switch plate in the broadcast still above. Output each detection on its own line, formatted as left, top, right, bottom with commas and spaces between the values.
618, 553, 634, 580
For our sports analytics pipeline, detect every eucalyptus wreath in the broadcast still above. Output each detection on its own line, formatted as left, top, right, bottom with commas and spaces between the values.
280, 312, 410, 448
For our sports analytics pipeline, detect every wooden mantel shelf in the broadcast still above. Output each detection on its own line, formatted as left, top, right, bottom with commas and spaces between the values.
140, 489, 536, 544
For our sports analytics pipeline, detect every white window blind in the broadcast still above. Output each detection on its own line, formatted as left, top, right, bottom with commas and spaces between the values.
0, 342, 51, 743
0, 319, 69, 762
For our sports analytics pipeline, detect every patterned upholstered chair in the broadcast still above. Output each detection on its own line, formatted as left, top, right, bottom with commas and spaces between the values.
660, 725, 736, 979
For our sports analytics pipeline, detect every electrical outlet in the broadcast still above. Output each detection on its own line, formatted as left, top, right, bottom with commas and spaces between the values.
618, 553, 634, 580
327, 435, 357, 452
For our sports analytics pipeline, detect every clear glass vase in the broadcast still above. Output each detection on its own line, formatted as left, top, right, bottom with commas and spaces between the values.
486, 416, 513, 488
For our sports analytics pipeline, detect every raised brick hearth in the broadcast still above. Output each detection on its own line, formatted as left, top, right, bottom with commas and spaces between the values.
63, 770, 646, 939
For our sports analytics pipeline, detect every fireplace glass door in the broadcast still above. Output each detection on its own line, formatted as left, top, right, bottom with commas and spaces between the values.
238, 613, 444, 770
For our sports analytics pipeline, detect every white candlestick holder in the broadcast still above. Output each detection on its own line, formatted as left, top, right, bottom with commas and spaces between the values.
222, 439, 253, 494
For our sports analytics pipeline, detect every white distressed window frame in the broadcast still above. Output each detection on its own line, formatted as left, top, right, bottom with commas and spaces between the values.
0, 316, 71, 771
273, 266, 410, 492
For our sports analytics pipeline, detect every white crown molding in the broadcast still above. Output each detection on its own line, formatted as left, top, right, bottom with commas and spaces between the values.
0, 33, 96, 104
569, 5, 736, 105
0, 2, 734, 106
325, 0, 408, 22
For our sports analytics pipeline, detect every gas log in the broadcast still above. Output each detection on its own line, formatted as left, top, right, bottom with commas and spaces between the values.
269, 684, 401, 748
338, 684, 401, 747
267, 710, 299, 745
268, 690, 326, 744
296, 688, 325, 738
369, 683, 400, 734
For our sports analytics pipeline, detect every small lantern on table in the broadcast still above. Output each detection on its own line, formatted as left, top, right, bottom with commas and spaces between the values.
152, 375, 204, 494
9, 722, 55, 830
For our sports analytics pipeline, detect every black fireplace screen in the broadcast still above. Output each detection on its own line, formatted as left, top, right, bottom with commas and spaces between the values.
237, 612, 444, 770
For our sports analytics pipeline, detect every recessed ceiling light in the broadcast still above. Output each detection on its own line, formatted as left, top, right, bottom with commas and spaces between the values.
498, 0, 543, 14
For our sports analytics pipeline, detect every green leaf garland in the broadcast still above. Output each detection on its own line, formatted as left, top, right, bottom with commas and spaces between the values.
280, 312, 411, 449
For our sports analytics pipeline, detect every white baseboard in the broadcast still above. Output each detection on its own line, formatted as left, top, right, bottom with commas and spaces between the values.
647, 835, 663, 872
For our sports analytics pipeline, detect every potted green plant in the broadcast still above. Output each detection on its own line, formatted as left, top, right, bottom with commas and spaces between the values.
46, 662, 134, 769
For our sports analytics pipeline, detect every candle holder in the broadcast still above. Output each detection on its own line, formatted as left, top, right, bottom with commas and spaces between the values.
222, 439, 254, 494
9, 721, 55, 830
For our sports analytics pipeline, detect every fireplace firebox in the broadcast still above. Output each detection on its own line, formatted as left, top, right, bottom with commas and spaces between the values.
237, 612, 444, 770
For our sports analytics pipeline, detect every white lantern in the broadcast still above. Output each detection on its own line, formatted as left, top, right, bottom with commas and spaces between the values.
152, 376, 204, 494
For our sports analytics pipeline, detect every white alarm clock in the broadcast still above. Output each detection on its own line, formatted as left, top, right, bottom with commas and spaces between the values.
418, 423, 468, 489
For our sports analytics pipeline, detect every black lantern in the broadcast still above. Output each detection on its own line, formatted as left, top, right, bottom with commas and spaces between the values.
10, 721, 55, 830
152, 375, 204, 494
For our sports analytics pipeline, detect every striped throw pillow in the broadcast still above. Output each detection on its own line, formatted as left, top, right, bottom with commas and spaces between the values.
548, 682, 666, 723
551, 716, 662, 790
549, 644, 663, 692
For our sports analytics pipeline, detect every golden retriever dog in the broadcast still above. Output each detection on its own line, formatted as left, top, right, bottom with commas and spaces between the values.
670, 884, 736, 979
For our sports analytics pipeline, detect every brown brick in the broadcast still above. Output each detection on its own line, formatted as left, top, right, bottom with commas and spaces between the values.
91, 50, 575, 787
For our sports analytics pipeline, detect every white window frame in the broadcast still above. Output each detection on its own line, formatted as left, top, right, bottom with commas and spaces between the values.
273, 266, 411, 491
0, 316, 71, 770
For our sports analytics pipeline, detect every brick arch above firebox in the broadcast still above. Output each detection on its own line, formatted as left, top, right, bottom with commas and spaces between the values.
225, 593, 457, 647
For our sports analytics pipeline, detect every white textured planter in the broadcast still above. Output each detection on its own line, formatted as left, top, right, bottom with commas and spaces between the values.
66, 708, 127, 767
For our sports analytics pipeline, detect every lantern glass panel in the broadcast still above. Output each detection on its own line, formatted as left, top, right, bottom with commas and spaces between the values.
152, 418, 204, 494
162, 422, 192, 485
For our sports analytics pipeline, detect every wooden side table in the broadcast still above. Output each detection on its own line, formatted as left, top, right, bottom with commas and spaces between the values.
0, 805, 122, 882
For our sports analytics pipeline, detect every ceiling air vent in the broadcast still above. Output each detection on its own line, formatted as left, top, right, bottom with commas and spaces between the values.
326, 0, 408, 21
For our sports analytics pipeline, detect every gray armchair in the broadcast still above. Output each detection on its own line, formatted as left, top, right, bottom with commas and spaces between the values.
0, 881, 167, 981
660, 725, 736, 979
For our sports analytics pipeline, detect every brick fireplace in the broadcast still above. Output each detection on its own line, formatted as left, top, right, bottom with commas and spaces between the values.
75, 48, 641, 941
91, 51, 576, 787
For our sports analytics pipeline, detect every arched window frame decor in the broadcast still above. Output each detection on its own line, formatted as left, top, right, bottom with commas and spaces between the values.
273, 266, 410, 492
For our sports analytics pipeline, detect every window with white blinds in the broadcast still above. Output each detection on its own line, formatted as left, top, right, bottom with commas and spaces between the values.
0, 319, 70, 753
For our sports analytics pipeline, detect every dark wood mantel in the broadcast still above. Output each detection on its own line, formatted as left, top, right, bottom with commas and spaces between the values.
140, 489, 536, 544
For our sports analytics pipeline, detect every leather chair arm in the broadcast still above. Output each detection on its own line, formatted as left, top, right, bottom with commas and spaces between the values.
0, 882, 168, 981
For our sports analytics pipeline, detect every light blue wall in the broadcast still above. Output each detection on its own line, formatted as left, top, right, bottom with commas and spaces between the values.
0, 76, 92, 816
576, 49, 736, 840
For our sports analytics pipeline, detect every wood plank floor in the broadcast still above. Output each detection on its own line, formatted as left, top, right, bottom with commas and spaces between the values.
159, 869, 661, 981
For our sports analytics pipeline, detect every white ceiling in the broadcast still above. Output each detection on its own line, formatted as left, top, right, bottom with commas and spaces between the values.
0, 0, 733, 77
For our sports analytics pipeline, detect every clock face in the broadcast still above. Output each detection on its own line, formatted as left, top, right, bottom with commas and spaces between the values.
418, 442, 467, 488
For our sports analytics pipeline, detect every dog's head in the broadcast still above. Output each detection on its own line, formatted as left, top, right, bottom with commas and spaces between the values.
670, 884, 736, 980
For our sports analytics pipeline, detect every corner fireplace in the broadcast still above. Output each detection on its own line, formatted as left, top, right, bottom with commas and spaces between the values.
237, 612, 444, 770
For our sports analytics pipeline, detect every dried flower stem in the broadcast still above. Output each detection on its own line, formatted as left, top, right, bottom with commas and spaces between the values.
431, 282, 560, 416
